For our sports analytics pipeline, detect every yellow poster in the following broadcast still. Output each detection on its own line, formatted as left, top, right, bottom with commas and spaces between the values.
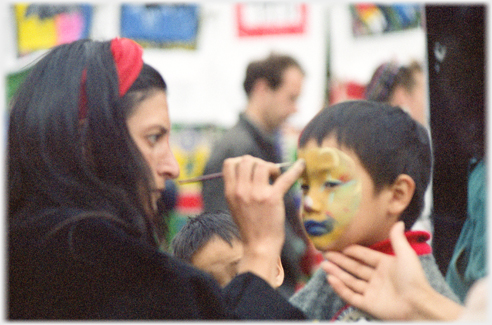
15, 4, 92, 56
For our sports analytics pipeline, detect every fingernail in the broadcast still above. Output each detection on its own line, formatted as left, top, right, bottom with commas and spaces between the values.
296, 158, 306, 168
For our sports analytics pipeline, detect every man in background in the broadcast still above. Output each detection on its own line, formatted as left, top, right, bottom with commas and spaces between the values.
201, 53, 307, 298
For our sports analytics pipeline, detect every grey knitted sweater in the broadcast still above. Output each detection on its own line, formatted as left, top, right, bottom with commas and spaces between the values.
289, 231, 461, 321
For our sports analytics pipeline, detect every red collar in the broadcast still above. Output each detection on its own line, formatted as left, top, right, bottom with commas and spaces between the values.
369, 231, 432, 256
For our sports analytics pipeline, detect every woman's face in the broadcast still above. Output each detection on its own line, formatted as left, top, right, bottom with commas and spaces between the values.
126, 90, 180, 206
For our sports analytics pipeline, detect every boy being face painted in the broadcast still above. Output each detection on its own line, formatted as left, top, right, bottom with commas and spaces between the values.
298, 145, 362, 251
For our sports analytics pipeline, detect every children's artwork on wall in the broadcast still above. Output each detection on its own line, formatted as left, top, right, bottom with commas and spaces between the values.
14, 3, 92, 56
236, 2, 307, 37
171, 124, 226, 215
350, 3, 421, 37
120, 4, 199, 49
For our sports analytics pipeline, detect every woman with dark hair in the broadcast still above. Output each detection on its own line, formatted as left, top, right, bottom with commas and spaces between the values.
7, 38, 306, 320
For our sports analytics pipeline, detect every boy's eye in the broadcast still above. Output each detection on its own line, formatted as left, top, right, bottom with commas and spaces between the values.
300, 184, 309, 193
323, 180, 342, 189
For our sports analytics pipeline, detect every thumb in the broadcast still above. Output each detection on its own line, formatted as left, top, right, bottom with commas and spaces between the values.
389, 221, 413, 257
273, 159, 305, 194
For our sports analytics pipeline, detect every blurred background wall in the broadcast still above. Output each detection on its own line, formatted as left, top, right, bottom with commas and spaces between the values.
1, 1, 428, 242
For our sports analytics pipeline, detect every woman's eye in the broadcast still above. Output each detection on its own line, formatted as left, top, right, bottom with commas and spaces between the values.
147, 133, 163, 144
323, 180, 342, 189
300, 184, 309, 192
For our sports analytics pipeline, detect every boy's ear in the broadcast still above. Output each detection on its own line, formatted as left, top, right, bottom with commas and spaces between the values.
387, 174, 415, 216
273, 256, 285, 289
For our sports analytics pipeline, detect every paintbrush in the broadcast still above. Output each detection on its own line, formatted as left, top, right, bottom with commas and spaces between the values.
177, 161, 294, 184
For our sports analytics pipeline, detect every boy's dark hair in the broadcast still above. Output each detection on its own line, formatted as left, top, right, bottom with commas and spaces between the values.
299, 100, 432, 230
171, 211, 241, 262
243, 53, 304, 97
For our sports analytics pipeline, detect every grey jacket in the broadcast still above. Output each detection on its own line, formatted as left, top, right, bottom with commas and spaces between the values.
290, 234, 461, 321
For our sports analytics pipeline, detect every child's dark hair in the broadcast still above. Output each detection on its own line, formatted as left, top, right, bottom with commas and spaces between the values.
171, 211, 241, 262
299, 100, 432, 229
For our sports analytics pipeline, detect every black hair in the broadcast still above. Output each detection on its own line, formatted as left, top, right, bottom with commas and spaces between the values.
365, 61, 423, 102
299, 100, 432, 230
8, 39, 167, 245
171, 211, 241, 263
243, 53, 304, 97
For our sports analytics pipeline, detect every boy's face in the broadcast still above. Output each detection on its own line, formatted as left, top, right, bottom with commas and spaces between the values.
191, 236, 243, 287
298, 137, 391, 252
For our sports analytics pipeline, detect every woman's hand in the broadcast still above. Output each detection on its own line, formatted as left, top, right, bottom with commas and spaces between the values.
223, 155, 305, 287
322, 221, 464, 321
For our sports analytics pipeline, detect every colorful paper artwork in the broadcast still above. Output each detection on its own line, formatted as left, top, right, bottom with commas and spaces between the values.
14, 4, 92, 56
120, 4, 199, 49
350, 3, 422, 37
236, 2, 307, 37
171, 124, 226, 215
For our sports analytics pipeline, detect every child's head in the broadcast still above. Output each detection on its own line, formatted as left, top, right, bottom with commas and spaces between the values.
172, 211, 285, 287
171, 212, 242, 287
297, 100, 431, 251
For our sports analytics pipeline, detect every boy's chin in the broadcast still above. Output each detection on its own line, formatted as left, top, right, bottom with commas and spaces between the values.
309, 236, 341, 252
306, 225, 350, 252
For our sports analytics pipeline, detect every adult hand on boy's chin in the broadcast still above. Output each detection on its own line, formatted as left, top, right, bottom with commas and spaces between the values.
321, 221, 464, 321
223, 155, 305, 287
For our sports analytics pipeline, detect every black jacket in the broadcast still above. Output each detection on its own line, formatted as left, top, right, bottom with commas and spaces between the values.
8, 208, 306, 320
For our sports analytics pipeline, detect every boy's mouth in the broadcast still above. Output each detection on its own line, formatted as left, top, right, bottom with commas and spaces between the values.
303, 218, 335, 236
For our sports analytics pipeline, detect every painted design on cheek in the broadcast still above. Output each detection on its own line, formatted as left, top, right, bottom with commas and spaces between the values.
298, 146, 362, 250
329, 192, 335, 204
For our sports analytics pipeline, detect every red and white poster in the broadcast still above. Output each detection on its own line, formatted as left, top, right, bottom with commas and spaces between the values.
236, 2, 307, 37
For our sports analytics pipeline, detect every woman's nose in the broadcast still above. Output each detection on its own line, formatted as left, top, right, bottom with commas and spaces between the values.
158, 150, 180, 180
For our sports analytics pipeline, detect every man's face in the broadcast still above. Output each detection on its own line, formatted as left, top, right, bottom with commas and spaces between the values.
264, 66, 304, 131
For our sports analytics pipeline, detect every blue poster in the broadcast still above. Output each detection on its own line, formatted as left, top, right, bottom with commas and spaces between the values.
121, 4, 199, 49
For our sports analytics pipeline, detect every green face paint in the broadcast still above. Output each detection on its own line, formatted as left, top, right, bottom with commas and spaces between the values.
297, 146, 362, 250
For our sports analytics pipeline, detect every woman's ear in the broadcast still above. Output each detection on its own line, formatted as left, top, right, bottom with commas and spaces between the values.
388, 174, 415, 216
273, 256, 285, 289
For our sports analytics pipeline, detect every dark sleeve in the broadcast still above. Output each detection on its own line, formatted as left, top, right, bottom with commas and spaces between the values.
223, 272, 307, 320
46, 217, 230, 319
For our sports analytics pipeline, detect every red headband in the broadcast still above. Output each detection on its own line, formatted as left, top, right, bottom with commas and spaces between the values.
110, 37, 144, 97
79, 38, 144, 119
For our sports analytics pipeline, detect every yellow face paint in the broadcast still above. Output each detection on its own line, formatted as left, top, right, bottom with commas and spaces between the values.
297, 146, 362, 251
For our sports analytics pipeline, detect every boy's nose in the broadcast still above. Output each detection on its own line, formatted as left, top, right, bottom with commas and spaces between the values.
303, 196, 316, 213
